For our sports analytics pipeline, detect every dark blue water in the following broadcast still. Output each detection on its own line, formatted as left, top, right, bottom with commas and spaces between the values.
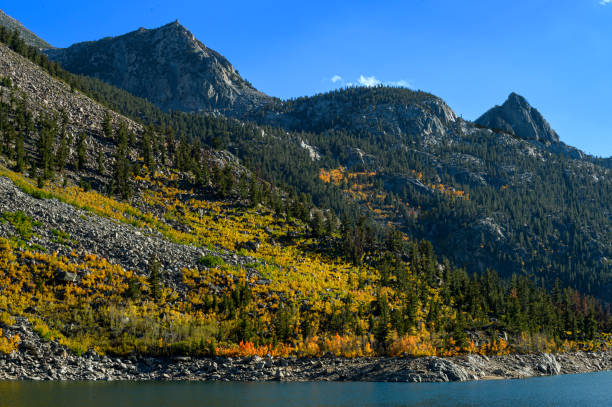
1, 371, 611, 407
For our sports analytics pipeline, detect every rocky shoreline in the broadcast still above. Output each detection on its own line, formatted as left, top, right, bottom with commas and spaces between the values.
1, 318, 611, 382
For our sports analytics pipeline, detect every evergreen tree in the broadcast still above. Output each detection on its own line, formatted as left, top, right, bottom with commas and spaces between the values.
37, 115, 56, 179
374, 292, 391, 347
55, 122, 69, 173
142, 124, 155, 171
310, 210, 325, 238
164, 126, 174, 165
102, 112, 113, 140
148, 258, 162, 301
15, 132, 25, 172
75, 132, 87, 171
112, 122, 131, 199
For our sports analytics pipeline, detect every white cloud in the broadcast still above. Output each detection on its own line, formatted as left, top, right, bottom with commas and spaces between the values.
357, 75, 381, 87
601, 0, 612, 5
331, 74, 411, 89
387, 79, 411, 88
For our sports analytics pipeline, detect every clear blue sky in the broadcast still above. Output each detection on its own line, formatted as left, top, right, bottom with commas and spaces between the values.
5, 0, 612, 156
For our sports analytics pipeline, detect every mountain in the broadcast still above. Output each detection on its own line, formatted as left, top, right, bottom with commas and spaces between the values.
4, 33, 609, 362
2, 16, 612, 370
251, 87, 458, 142
476, 92, 559, 143
246, 86, 612, 300
476, 93, 585, 160
0, 9, 51, 49
44, 21, 270, 115
35, 17, 612, 301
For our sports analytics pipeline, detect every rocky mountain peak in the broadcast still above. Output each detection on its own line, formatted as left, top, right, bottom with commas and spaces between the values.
475, 92, 560, 144
506, 92, 529, 107
44, 21, 270, 115
156, 19, 190, 37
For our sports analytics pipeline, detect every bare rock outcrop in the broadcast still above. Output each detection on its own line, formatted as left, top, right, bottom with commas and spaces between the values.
45, 21, 270, 116
476, 92, 559, 144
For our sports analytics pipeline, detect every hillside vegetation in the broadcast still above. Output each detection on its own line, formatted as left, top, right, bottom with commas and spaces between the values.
248, 87, 612, 301
25, 15, 612, 303
0, 27, 611, 359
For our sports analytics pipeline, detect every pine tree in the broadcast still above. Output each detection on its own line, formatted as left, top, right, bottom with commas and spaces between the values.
15, 132, 24, 172
248, 176, 261, 207
112, 122, 131, 199
325, 211, 336, 236
142, 124, 154, 171
102, 112, 113, 140
164, 126, 174, 165
0, 107, 10, 156
75, 132, 87, 171
55, 124, 69, 173
310, 210, 325, 238
175, 134, 190, 171
374, 292, 391, 347
38, 115, 56, 179
237, 173, 249, 201
148, 258, 162, 301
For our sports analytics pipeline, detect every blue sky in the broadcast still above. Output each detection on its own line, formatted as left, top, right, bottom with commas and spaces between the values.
5, 0, 612, 156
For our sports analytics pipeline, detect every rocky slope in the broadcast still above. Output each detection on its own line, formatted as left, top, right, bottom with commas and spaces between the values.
0, 40, 143, 191
0, 176, 259, 293
0, 39, 266, 294
0, 9, 51, 49
45, 21, 270, 115
1, 317, 611, 382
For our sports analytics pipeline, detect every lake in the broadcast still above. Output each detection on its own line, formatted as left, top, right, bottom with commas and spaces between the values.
1, 371, 611, 407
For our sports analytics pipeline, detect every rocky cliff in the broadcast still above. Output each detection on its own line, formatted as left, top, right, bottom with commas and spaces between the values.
45, 21, 270, 115
476, 92, 559, 144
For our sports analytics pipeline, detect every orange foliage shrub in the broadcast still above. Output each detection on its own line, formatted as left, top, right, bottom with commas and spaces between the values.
217, 341, 293, 357
389, 335, 437, 357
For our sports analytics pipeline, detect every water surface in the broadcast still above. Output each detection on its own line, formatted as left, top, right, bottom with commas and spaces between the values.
1, 371, 611, 406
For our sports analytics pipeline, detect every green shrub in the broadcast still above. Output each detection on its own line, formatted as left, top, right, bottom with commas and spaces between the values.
199, 254, 225, 268
1, 211, 40, 240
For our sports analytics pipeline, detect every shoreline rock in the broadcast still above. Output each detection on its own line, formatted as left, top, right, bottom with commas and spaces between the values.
1, 318, 611, 382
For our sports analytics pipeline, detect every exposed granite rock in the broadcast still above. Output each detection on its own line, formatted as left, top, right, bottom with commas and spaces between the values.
45, 21, 270, 116
476, 92, 559, 144
256, 90, 458, 152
